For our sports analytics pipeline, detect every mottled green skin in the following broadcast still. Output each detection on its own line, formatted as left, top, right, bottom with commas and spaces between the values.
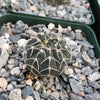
45, 0, 70, 6
24, 33, 71, 77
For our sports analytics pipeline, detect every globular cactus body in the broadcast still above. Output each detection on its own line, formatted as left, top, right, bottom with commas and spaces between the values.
45, 0, 70, 6
24, 33, 71, 77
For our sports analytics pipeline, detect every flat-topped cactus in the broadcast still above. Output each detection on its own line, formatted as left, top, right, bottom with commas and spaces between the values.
24, 32, 71, 77
45, 0, 70, 6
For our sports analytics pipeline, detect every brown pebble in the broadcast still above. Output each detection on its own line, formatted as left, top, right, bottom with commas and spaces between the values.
79, 74, 86, 80
12, 45, 17, 54
78, 91, 85, 97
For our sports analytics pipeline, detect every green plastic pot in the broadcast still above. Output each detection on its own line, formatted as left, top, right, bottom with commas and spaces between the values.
89, 0, 100, 45
0, 14, 99, 59
7, 0, 95, 26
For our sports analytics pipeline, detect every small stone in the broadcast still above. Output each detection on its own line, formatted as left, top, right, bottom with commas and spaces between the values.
0, 26, 8, 36
42, 78, 48, 86
17, 39, 28, 47
41, 93, 47, 99
12, 45, 17, 54
81, 66, 92, 75
82, 51, 92, 63
15, 20, 25, 29
9, 89, 22, 100
19, 62, 24, 69
85, 93, 100, 100
88, 72, 100, 82
69, 78, 83, 94
11, 67, 20, 76
48, 23, 55, 30
55, 83, 62, 90
34, 81, 41, 90
0, 48, 9, 69
7, 84, 14, 91
78, 91, 85, 97
79, 74, 86, 80
57, 10, 65, 17
26, 79, 32, 86
84, 87, 93, 94
88, 81, 100, 89
24, 96, 34, 100
0, 78, 7, 90
64, 67, 73, 75
8, 59, 15, 65
74, 68, 81, 74
33, 91, 40, 100
30, 6, 37, 12
9, 35, 21, 43
87, 49, 95, 58
51, 92, 59, 99
47, 89, 52, 95
0, 68, 9, 77
70, 93, 85, 100
84, 3, 90, 9
22, 86, 33, 98
75, 32, 85, 40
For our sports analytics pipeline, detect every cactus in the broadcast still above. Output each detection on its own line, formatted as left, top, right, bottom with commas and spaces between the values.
45, 0, 70, 6
24, 32, 71, 77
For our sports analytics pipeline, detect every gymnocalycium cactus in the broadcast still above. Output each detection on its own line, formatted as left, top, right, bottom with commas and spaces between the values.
45, 0, 70, 6
24, 31, 71, 77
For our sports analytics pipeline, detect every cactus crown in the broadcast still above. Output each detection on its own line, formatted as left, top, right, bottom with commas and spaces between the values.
45, 0, 70, 6
24, 32, 71, 77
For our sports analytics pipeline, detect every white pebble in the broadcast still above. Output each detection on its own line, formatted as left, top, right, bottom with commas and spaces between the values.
24, 96, 34, 100
9, 89, 22, 100
64, 67, 73, 75
17, 39, 28, 47
11, 67, 20, 76
48, 23, 55, 30
7, 84, 14, 91
34, 81, 41, 90
26, 79, 32, 86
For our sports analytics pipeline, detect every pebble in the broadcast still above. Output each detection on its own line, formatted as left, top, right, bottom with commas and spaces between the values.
79, 74, 86, 80
11, 67, 20, 76
51, 92, 59, 99
9, 89, 22, 100
64, 67, 73, 75
88, 81, 100, 89
17, 39, 28, 47
0, 48, 9, 69
81, 66, 92, 75
34, 81, 41, 90
30, 6, 37, 12
48, 23, 55, 30
22, 86, 33, 98
24, 96, 34, 100
7, 84, 14, 91
69, 78, 83, 94
85, 93, 100, 100
70, 93, 85, 100
33, 91, 40, 100
42, 78, 48, 86
9, 35, 21, 43
84, 87, 93, 94
88, 72, 100, 82
26, 79, 32, 86
82, 51, 92, 63
55, 83, 62, 90
0, 78, 7, 90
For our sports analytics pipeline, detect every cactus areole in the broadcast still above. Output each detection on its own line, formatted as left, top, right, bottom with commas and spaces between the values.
24, 33, 71, 77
